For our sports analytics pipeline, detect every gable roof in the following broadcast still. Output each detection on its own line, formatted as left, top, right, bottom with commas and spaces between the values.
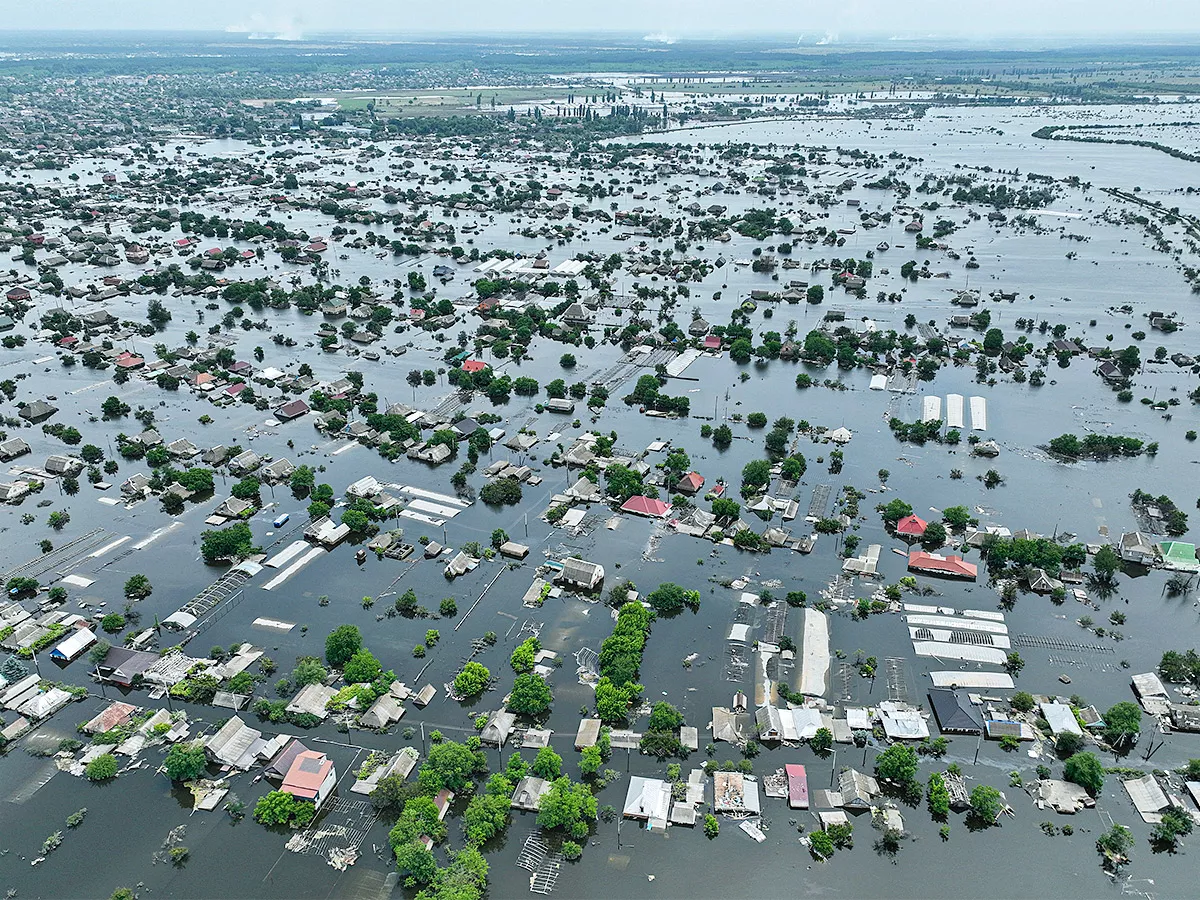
620, 495, 671, 517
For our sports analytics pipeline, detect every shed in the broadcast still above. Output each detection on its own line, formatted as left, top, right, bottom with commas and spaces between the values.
49, 627, 97, 662
499, 541, 530, 560
574, 718, 601, 749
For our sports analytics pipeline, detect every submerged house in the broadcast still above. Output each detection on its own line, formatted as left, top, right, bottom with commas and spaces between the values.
557, 557, 604, 590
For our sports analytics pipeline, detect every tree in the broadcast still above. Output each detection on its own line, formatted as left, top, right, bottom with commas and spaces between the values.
580, 746, 602, 776
968, 784, 1002, 823
164, 742, 208, 782
231, 476, 261, 505
200, 522, 254, 562
646, 582, 700, 614
711, 424, 733, 449
480, 478, 522, 505
254, 791, 314, 828
370, 771, 420, 813
1103, 702, 1141, 749
740, 459, 771, 493
559, 353, 577, 369
510, 637, 539, 673
1064, 751, 1105, 794
395, 842, 437, 887
463, 791, 510, 844
536, 776, 597, 839
101, 396, 130, 419
942, 505, 971, 530
293, 657, 328, 687
1055, 731, 1085, 759
1151, 805, 1193, 850
663, 449, 690, 477
982, 328, 1004, 355
809, 829, 834, 859
325, 624, 363, 667
343, 648, 382, 684
704, 814, 720, 838
879, 498, 913, 525
509, 673, 552, 716
453, 661, 491, 697
123, 574, 152, 599
1096, 823, 1133, 865
874, 744, 919, 786
532, 746, 562, 779
86, 754, 118, 781
1011, 691, 1035, 713
920, 521, 948, 550
711, 498, 740, 520
1094, 545, 1121, 581
810, 727, 833, 755
418, 740, 483, 795
647, 701, 683, 733
927, 772, 950, 817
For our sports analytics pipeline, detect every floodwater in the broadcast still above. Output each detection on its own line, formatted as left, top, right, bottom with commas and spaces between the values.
2, 101, 1200, 898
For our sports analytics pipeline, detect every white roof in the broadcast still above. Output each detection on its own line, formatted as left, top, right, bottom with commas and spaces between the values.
1040, 701, 1083, 736
727, 623, 752, 643
623, 776, 672, 821
50, 627, 96, 661
930, 671, 1014, 689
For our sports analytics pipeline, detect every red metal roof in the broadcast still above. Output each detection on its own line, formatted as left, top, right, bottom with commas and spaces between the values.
620, 495, 671, 517
281, 750, 332, 800
896, 514, 928, 535
907, 551, 977, 579
785, 764, 809, 808
461, 360, 488, 373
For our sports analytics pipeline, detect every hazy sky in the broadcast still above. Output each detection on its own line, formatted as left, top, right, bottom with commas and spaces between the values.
8, 0, 1200, 38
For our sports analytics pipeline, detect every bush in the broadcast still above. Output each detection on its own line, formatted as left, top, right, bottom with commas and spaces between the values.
1064, 752, 1105, 794
123, 574, 153, 599
480, 478, 522, 505
968, 784, 1002, 823
85, 754, 118, 781
509, 672, 552, 716
561, 840, 582, 860
704, 813, 720, 838
453, 661, 490, 697
164, 742, 209, 782
253, 790, 315, 828
439, 597, 458, 617
809, 829, 834, 859
324, 624, 362, 667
